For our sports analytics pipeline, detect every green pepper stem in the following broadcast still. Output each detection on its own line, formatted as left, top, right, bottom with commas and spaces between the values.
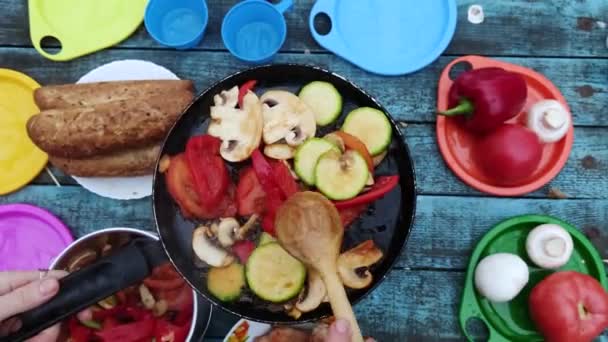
438, 99, 474, 116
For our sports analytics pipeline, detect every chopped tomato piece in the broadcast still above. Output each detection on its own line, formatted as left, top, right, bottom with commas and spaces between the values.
157, 285, 193, 313
335, 131, 374, 171
95, 318, 155, 342
185, 135, 230, 207
69, 317, 92, 342
271, 161, 299, 198
155, 319, 190, 342
233, 240, 256, 263
236, 167, 266, 216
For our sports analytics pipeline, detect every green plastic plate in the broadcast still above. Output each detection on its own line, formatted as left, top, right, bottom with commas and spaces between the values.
459, 215, 607, 341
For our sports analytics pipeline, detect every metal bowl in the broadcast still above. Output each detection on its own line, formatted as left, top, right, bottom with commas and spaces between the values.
50, 227, 210, 341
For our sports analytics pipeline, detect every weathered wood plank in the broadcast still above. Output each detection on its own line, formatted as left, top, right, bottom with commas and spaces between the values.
2, 0, 607, 58
3, 186, 607, 271
404, 124, 608, 199
2, 47, 607, 127
31, 124, 608, 200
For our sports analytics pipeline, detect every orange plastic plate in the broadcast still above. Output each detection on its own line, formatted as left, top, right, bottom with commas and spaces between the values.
436, 55, 574, 196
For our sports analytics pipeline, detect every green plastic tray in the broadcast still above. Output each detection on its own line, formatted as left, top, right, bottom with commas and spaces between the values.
459, 214, 607, 341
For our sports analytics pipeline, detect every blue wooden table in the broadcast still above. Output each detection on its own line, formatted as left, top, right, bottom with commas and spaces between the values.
1, 0, 607, 340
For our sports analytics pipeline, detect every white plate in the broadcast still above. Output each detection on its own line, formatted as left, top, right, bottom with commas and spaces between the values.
223, 319, 271, 342
73, 60, 180, 200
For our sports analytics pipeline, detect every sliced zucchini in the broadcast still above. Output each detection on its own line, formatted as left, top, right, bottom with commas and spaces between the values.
294, 138, 339, 186
246, 243, 306, 303
207, 263, 245, 302
315, 150, 369, 200
342, 107, 392, 155
259, 232, 276, 246
299, 81, 343, 126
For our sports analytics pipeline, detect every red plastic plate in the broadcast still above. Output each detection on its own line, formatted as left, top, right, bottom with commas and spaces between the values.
436, 55, 574, 196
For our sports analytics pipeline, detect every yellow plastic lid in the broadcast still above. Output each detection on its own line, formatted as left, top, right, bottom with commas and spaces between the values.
0, 69, 47, 195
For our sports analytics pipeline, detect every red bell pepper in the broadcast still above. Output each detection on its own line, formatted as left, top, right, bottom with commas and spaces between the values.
251, 150, 291, 235
338, 204, 368, 228
238, 80, 258, 108
185, 135, 230, 207
236, 167, 266, 216
439, 67, 527, 133
529, 271, 608, 342
155, 319, 190, 342
233, 240, 256, 263
271, 161, 299, 198
333, 176, 399, 210
95, 318, 155, 342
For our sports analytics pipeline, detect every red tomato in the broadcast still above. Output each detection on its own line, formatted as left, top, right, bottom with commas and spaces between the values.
166, 153, 236, 219
69, 317, 92, 342
157, 285, 193, 312
338, 204, 368, 228
155, 319, 190, 342
95, 318, 155, 342
271, 161, 299, 198
476, 124, 542, 186
232, 240, 256, 263
335, 131, 374, 171
236, 167, 266, 216
185, 135, 230, 207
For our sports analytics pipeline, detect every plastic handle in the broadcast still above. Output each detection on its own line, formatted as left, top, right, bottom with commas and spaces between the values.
1, 239, 167, 342
273, 0, 293, 14
309, 0, 348, 57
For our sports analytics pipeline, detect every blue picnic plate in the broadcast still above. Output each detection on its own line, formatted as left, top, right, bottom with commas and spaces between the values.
309, 0, 457, 76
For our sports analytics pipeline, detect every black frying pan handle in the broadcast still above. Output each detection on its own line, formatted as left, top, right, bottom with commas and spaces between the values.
1, 239, 167, 342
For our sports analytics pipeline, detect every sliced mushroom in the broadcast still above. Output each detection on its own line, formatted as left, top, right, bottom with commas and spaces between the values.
217, 218, 240, 247
338, 240, 383, 289
139, 284, 156, 310
192, 226, 235, 267
264, 143, 295, 160
260, 90, 316, 147
208, 86, 263, 162
296, 269, 327, 312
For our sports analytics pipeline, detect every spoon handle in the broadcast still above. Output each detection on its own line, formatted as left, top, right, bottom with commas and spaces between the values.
323, 271, 364, 342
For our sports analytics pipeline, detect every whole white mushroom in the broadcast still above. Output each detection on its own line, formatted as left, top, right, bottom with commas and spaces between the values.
526, 224, 573, 269
474, 253, 529, 303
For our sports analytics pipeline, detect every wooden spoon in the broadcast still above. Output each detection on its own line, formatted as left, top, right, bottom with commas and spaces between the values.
275, 191, 364, 342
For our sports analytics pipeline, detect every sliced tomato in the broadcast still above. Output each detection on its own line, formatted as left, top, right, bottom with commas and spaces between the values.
69, 317, 92, 342
185, 135, 230, 207
238, 80, 258, 108
236, 167, 266, 216
151, 262, 181, 280
103, 317, 119, 330
144, 277, 184, 291
333, 175, 399, 210
154, 319, 190, 342
334, 131, 374, 171
271, 161, 299, 198
157, 285, 193, 313
338, 204, 368, 228
95, 318, 155, 342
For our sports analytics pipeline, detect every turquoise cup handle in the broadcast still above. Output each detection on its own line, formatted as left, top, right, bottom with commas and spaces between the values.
273, 0, 294, 14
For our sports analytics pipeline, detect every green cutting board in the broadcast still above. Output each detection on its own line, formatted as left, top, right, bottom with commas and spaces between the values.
29, 0, 147, 61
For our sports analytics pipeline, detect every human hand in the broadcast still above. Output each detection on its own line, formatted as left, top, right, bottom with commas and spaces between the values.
325, 319, 376, 342
0, 270, 91, 342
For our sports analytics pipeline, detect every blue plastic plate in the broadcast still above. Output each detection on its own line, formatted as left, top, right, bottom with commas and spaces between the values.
309, 0, 457, 76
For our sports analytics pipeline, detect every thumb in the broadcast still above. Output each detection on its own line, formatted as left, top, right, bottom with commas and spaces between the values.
0, 277, 60, 321
326, 319, 352, 342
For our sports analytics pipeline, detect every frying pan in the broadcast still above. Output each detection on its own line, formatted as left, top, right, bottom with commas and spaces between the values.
3, 65, 416, 340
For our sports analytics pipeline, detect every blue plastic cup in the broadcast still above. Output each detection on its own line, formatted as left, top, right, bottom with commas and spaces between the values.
144, 0, 208, 49
222, 0, 293, 63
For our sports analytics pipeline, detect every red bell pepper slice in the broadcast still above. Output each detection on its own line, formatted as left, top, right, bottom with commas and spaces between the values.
155, 319, 190, 342
95, 318, 155, 342
338, 204, 368, 228
251, 150, 288, 235
69, 316, 92, 342
233, 240, 256, 263
333, 175, 399, 209
238, 80, 258, 108
236, 167, 267, 216
185, 135, 230, 207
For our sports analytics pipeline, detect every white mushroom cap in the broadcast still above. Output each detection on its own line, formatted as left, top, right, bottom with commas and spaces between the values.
208, 87, 263, 162
260, 90, 316, 147
526, 224, 573, 269
217, 218, 240, 247
474, 253, 529, 303
338, 240, 383, 289
296, 269, 327, 312
192, 226, 234, 267
526, 99, 570, 143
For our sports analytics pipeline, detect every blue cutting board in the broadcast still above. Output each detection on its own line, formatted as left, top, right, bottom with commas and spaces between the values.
309, 0, 457, 76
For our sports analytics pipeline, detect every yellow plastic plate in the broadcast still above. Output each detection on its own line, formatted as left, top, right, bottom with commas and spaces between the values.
28, 0, 147, 61
0, 69, 47, 195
